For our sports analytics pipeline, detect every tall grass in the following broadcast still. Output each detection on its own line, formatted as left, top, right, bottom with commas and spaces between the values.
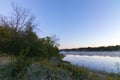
0, 55, 120, 80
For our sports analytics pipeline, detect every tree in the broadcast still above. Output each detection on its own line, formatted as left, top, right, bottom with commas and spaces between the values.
0, 3, 60, 58
0, 3, 37, 55
40, 36, 59, 57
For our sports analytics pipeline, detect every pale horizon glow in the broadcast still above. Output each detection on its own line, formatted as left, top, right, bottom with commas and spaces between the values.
0, 0, 120, 49
60, 38, 120, 49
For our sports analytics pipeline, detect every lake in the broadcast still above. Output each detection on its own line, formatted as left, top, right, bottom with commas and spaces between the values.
60, 51, 120, 73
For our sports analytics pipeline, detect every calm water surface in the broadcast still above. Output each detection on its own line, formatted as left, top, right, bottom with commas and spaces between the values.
62, 52, 120, 73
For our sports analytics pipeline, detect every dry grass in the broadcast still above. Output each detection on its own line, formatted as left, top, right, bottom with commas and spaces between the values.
0, 55, 120, 80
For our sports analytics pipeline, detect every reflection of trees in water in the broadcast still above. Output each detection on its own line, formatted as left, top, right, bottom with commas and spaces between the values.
60, 51, 120, 57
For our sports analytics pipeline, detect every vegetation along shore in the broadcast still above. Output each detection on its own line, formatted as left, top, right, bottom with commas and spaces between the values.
0, 4, 120, 80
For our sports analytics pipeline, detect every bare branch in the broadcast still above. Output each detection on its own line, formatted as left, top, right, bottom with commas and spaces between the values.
0, 2, 36, 38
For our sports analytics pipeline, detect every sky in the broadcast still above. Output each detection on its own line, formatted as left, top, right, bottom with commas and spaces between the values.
0, 0, 120, 49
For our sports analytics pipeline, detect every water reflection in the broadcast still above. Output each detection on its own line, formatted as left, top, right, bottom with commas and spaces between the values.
60, 51, 120, 57
63, 55, 120, 73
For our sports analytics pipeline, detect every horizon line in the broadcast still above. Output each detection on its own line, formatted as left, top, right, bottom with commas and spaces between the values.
59, 44, 120, 49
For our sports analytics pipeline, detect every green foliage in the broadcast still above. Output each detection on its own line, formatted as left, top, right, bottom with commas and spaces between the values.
1, 4, 120, 80
0, 56, 32, 80
0, 24, 59, 57
0, 5, 59, 58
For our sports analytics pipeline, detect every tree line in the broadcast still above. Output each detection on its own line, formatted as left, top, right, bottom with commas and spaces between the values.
61, 45, 120, 51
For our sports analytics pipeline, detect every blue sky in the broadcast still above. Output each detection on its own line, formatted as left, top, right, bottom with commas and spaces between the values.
0, 0, 120, 49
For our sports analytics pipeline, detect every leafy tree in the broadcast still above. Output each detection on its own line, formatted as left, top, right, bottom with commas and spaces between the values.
0, 4, 59, 58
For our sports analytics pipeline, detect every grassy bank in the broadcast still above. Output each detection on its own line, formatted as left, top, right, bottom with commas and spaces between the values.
1, 4, 120, 80
0, 54, 120, 80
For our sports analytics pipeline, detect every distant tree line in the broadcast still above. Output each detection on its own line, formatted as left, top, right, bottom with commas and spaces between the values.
0, 4, 59, 58
61, 45, 120, 51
